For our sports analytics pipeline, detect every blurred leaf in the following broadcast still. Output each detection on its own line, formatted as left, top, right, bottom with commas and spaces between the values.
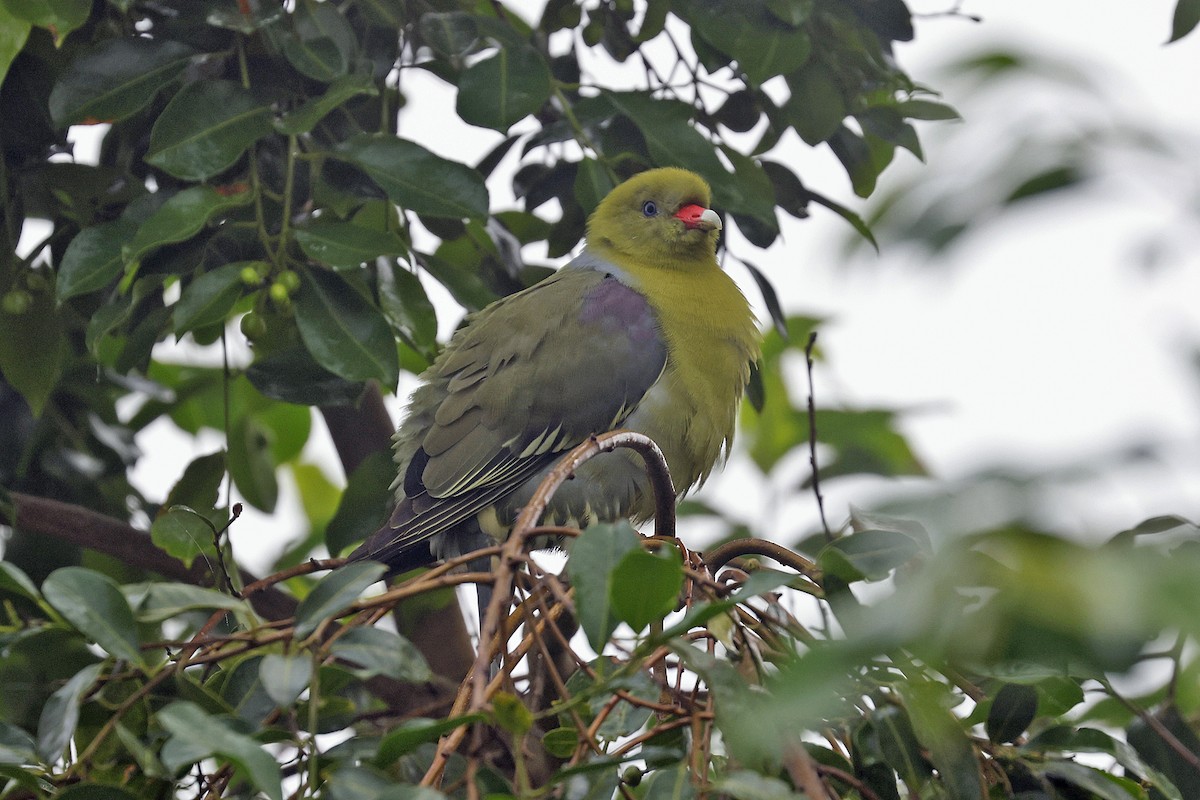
294, 220, 408, 270
377, 262, 437, 357
277, 73, 378, 135
818, 529, 922, 582
42, 567, 144, 667
986, 683, 1038, 743
174, 262, 254, 336
419, 11, 478, 57
293, 561, 387, 639
282, 0, 356, 81
678, 0, 811, 85
158, 701, 283, 800
375, 715, 486, 766
145, 80, 273, 181
1038, 761, 1148, 800
457, 42, 553, 131
1005, 165, 1084, 203
1127, 706, 1200, 798
0, 7, 30, 89
786, 62, 845, 145
123, 185, 254, 281
900, 681, 984, 800
246, 344, 366, 407
336, 134, 489, 218
610, 546, 684, 632
294, 267, 399, 387
49, 38, 195, 127
4, 0, 89, 46
151, 505, 220, 568
642, 763, 694, 800
228, 414, 280, 513
36, 663, 103, 761
1169, 0, 1200, 42
325, 449, 394, 557
331, 627, 431, 682
567, 521, 641, 651
0, 281, 67, 416
829, 125, 878, 198
57, 219, 138, 299
259, 653, 313, 706
127, 582, 244, 623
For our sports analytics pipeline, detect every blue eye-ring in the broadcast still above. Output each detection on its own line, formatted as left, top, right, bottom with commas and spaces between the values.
642, 200, 657, 217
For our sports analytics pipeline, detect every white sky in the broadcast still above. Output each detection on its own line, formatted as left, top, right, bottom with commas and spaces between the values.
104, 1, 1200, 571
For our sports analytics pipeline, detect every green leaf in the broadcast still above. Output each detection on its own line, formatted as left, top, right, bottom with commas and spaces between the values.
0, 720, 37, 766
419, 11, 478, 57
543, 727, 579, 759
259, 653, 313, 706
900, 682, 984, 800
58, 219, 139, 299
49, 38, 195, 127
228, 414, 280, 513
1039, 761, 1147, 800
174, 262, 255, 336
573, 157, 615, 217
567, 522, 641, 651
325, 449, 394, 557
610, 547, 684, 632
282, 0, 356, 81
127, 582, 244, 623
336, 133, 489, 218
145, 80, 273, 181
818, 529, 922, 582
294, 219, 408, 270
643, 764, 695, 800
1127, 706, 1200, 798
123, 185, 254, 281
0, 282, 67, 416
42, 567, 144, 667
603, 91, 727, 188
677, 0, 811, 84
786, 62, 845, 145
4, 0, 89, 46
331, 626, 431, 682
492, 692, 533, 735
55, 785, 140, 800
375, 715, 486, 766
36, 663, 103, 760
293, 561, 387, 639
0, 561, 40, 603
276, 73, 378, 135
151, 505, 220, 568
456, 42, 553, 131
295, 267, 400, 387
1169, 0, 1200, 42
714, 771, 802, 800
0, 5, 30, 91
246, 343, 366, 406
871, 705, 931, 786
986, 683, 1038, 743
828, 125, 878, 198
158, 701, 283, 800
377, 261, 437, 355
895, 98, 960, 121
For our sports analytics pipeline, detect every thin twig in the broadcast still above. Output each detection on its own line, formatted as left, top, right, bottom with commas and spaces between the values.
804, 331, 833, 540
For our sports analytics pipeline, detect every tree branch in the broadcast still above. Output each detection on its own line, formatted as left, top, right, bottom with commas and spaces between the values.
6, 491, 297, 620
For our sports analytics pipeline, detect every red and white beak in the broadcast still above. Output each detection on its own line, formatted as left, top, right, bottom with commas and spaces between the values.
674, 203, 722, 231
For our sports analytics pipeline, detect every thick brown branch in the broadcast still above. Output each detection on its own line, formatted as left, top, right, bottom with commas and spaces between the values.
319, 381, 395, 475
7, 491, 297, 620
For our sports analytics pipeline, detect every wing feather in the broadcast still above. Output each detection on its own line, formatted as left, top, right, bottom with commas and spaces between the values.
350, 262, 667, 567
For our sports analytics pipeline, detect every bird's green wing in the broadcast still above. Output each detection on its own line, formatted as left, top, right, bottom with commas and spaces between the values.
352, 261, 667, 567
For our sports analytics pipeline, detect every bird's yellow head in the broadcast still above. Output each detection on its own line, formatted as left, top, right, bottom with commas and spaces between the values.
586, 167, 722, 271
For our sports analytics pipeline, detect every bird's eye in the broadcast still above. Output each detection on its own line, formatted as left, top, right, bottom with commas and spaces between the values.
641, 200, 657, 217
